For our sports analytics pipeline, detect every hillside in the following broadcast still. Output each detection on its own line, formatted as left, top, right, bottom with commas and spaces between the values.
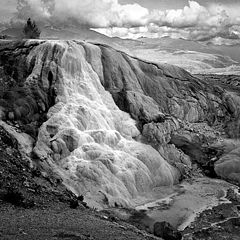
0, 40, 240, 239
127, 37, 240, 75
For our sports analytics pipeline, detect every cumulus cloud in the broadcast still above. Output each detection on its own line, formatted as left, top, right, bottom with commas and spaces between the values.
95, 1, 240, 44
15, 0, 149, 28
149, 1, 210, 28
8, 0, 240, 44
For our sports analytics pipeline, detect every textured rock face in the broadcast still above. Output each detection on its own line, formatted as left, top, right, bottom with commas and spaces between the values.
0, 40, 239, 206
0, 40, 59, 137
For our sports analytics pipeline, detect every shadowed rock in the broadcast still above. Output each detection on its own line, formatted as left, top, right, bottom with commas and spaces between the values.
153, 221, 182, 240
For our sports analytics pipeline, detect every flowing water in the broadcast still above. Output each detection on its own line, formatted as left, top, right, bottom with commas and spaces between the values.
33, 40, 180, 207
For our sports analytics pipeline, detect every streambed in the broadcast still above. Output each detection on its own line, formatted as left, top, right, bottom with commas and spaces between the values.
107, 177, 239, 234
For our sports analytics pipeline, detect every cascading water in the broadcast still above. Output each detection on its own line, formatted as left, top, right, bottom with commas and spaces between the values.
32, 41, 180, 207
1, 39, 240, 236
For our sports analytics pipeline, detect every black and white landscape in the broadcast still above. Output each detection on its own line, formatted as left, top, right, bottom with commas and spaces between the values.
0, 1, 240, 240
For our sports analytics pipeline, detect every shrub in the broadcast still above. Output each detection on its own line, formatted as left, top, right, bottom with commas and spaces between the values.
23, 18, 41, 39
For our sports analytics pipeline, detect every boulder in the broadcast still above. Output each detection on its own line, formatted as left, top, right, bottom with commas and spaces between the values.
215, 147, 240, 184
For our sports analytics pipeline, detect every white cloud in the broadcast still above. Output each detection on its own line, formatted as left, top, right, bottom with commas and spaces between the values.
9, 0, 240, 44
95, 1, 240, 44
15, 0, 149, 28
149, 1, 209, 28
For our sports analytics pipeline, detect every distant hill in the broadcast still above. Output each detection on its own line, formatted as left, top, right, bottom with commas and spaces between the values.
1, 25, 240, 75
126, 37, 240, 75
0, 25, 136, 54
138, 36, 240, 63
0, 26, 24, 39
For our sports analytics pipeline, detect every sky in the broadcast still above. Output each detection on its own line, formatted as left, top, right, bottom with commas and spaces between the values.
0, 0, 240, 44
119, 0, 240, 10
0, 0, 16, 22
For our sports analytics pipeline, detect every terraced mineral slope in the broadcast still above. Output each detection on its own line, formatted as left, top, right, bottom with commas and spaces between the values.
0, 40, 239, 208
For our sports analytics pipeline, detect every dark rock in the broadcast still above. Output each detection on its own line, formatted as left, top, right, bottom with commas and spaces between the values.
77, 195, 84, 202
153, 221, 182, 240
69, 199, 79, 209
3, 187, 25, 206
82, 202, 89, 209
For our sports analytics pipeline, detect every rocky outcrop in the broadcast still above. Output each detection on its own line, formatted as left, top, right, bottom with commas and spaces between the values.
0, 40, 58, 137
0, 122, 80, 208
0, 40, 240, 207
